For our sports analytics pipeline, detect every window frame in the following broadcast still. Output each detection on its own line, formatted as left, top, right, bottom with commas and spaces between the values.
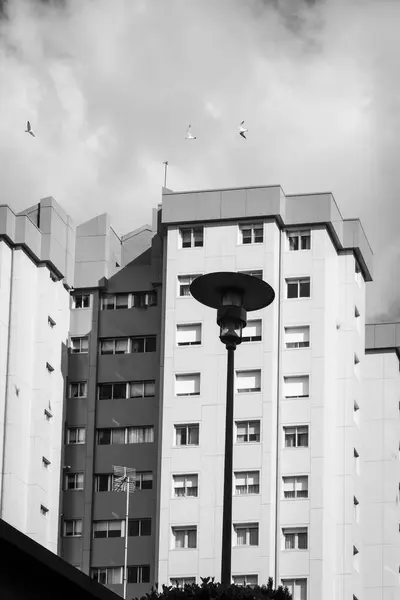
284, 325, 310, 349
64, 472, 84, 491
238, 222, 264, 245
96, 426, 154, 445
72, 293, 91, 309
238, 269, 263, 279
235, 420, 261, 444
128, 518, 152, 537
179, 226, 204, 249
177, 274, 202, 298
283, 375, 310, 399
232, 575, 258, 587
70, 337, 89, 354
67, 427, 86, 445
91, 567, 123, 585
281, 578, 307, 600
172, 526, 198, 550
234, 470, 260, 496
283, 425, 309, 448
170, 577, 196, 587
233, 523, 259, 547
127, 565, 151, 584
174, 424, 200, 447
69, 381, 88, 398
282, 475, 309, 500
287, 229, 311, 251
282, 527, 308, 550
242, 319, 262, 343
176, 323, 202, 347
236, 369, 261, 394
175, 373, 201, 397
172, 473, 199, 498
286, 277, 311, 299
93, 520, 124, 539
64, 519, 83, 537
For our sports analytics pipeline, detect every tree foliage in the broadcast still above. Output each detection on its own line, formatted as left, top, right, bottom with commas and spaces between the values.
134, 577, 291, 600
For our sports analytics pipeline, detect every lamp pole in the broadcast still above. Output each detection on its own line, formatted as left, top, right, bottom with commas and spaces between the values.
190, 272, 275, 586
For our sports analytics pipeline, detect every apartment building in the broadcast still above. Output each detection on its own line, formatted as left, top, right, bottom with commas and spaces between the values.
157, 185, 375, 600
0, 197, 74, 553
60, 212, 163, 599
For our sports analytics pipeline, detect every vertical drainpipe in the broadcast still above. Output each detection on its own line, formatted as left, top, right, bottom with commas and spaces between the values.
274, 228, 283, 587
0, 246, 15, 515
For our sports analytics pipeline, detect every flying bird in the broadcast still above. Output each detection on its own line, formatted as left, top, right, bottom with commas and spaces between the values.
238, 120, 248, 139
25, 121, 35, 137
185, 125, 197, 140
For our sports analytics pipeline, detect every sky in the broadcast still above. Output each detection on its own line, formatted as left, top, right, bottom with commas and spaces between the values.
0, 0, 399, 321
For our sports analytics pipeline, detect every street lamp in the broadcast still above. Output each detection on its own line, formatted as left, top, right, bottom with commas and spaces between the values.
190, 272, 275, 585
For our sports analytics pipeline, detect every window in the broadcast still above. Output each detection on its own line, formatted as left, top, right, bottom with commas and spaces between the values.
48, 316, 56, 328
284, 376, 309, 398
91, 567, 123, 585
101, 293, 129, 310
284, 326, 310, 348
232, 575, 258, 587
131, 336, 156, 353
136, 471, 153, 490
287, 229, 311, 251
236, 370, 261, 393
175, 373, 200, 396
100, 338, 129, 355
177, 323, 202, 346
40, 504, 49, 516
93, 520, 124, 538
71, 337, 89, 354
173, 527, 197, 549
236, 421, 260, 443
69, 382, 87, 398
239, 270, 263, 279
353, 496, 359, 522
171, 578, 196, 587
281, 579, 307, 600
175, 424, 199, 446
65, 472, 84, 490
284, 426, 309, 448
67, 427, 86, 444
96, 427, 154, 445
178, 275, 200, 297
132, 291, 157, 308
73, 293, 90, 309
46, 362, 54, 373
239, 223, 263, 244
234, 523, 259, 546
180, 226, 204, 248
283, 528, 308, 550
42, 457, 51, 469
283, 476, 308, 499
128, 518, 152, 536
173, 474, 198, 498
286, 277, 310, 299
95, 474, 113, 492
64, 519, 83, 537
234, 471, 260, 495
128, 565, 150, 584
129, 380, 156, 398
242, 320, 262, 342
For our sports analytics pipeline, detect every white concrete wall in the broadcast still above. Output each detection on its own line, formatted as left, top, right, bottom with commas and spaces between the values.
158, 222, 370, 600
0, 244, 70, 552
362, 351, 400, 600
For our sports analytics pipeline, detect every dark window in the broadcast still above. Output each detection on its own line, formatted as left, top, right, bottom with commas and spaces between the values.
128, 518, 151, 536
97, 430, 111, 445
113, 383, 127, 399
95, 475, 112, 492
99, 384, 113, 400
128, 565, 150, 584
145, 337, 156, 352
136, 472, 153, 490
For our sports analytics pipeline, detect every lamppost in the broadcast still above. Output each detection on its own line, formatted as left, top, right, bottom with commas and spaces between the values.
190, 272, 275, 586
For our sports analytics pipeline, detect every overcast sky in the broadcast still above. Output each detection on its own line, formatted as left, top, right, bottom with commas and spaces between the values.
0, 0, 399, 320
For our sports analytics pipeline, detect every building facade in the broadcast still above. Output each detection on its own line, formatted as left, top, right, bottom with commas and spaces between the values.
0, 197, 75, 553
157, 185, 376, 600
60, 211, 163, 599
1, 186, 399, 600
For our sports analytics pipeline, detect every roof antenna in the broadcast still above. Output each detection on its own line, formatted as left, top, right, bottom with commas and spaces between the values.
163, 161, 168, 188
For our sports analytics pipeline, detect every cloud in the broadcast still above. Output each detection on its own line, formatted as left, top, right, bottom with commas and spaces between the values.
0, 0, 400, 320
